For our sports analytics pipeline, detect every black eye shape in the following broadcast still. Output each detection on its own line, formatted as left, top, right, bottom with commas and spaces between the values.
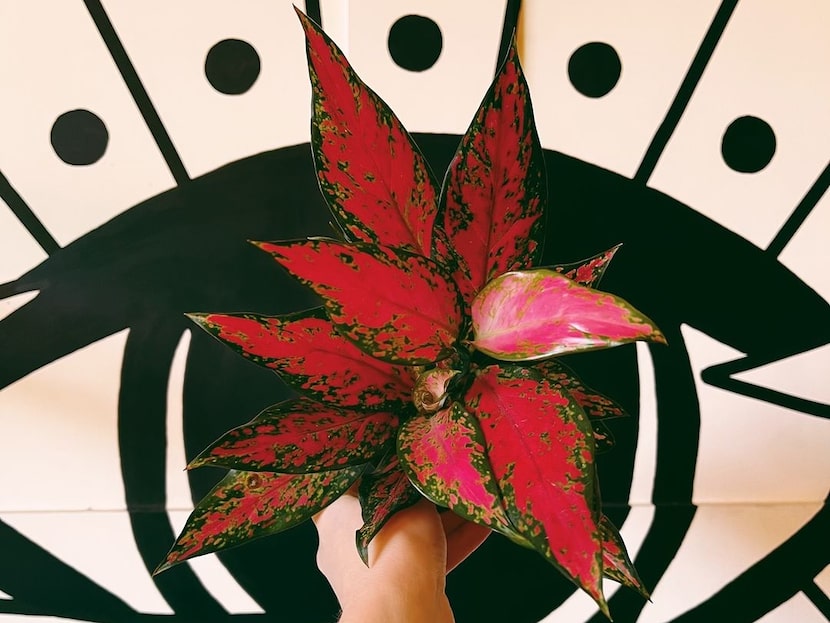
568, 41, 622, 98
388, 15, 443, 72
721, 115, 776, 173
205, 38, 261, 95
51, 109, 109, 165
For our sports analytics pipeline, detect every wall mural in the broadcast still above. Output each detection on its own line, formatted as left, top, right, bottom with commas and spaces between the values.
1, 1, 828, 622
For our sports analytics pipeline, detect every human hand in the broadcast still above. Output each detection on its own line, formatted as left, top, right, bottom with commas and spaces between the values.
312, 492, 490, 623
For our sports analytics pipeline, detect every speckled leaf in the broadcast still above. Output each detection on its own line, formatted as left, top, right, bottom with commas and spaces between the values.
591, 420, 616, 454
188, 308, 413, 411
472, 268, 666, 361
552, 244, 621, 287
257, 238, 463, 364
464, 364, 607, 614
532, 358, 629, 420
188, 398, 396, 473
439, 41, 546, 301
600, 515, 650, 599
356, 454, 421, 564
297, 9, 437, 255
397, 403, 515, 538
155, 465, 363, 574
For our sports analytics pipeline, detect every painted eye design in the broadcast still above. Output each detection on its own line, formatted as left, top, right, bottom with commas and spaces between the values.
0, 3, 827, 623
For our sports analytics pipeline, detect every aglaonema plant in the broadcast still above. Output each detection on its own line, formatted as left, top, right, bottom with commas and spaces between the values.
155, 9, 664, 616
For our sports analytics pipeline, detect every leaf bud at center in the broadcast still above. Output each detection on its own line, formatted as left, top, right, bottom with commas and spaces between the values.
412, 368, 460, 413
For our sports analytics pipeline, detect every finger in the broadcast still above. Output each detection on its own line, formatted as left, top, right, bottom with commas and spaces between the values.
444, 520, 490, 572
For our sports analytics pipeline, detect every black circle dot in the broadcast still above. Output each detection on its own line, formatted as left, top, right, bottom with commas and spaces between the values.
568, 42, 622, 98
205, 39, 261, 95
721, 116, 776, 173
50, 109, 109, 165
388, 15, 443, 72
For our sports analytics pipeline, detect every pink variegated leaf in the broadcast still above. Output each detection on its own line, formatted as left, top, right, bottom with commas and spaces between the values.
154, 465, 363, 574
397, 402, 515, 539
189, 308, 412, 411
471, 268, 666, 361
533, 358, 629, 420
257, 239, 463, 364
600, 515, 650, 599
297, 9, 437, 255
439, 40, 546, 302
188, 398, 397, 473
464, 364, 608, 615
552, 244, 622, 287
356, 454, 421, 564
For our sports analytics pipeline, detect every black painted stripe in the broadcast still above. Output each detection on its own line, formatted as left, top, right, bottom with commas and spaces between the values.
119, 320, 227, 616
83, 0, 190, 185
498, 0, 522, 68
304, 0, 322, 26
671, 503, 829, 622
0, 170, 59, 255
804, 581, 830, 620
634, 0, 739, 184
767, 160, 830, 257
703, 355, 830, 420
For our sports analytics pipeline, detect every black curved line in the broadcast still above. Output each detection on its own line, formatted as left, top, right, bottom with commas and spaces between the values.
304, 0, 321, 26
0, 169, 60, 254
498, 0, 522, 68
0, 519, 137, 621
0, 279, 37, 299
767, 160, 830, 258
670, 502, 829, 622
588, 332, 701, 622
634, 0, 739, 184
119, 320, 227, 616
804, 580, 830, 620
702, 357, 830, 420
83, 0, 190, 185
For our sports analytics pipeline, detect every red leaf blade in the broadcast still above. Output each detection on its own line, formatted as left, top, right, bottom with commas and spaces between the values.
356, 454, 421, 564
533, 358, 629, 419
472, 269, 666, 361
552, 244, 622, 287
189, 398, 397, 473
189, 308, 413, 411
600, 515, 650, 599
258, 239, 463, 364
464, 364, 607, 613
297, 10, 437, 255
440, 42, 546, 301
155, 466, 362, 574
397, 403, 515, 537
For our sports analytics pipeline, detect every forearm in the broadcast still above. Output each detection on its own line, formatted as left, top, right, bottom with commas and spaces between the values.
337, 574, 453, 623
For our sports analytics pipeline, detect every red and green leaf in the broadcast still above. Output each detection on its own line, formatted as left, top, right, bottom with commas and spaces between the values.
463, 364, 607, 614
188, 308, 412, 411
188, 398, 396, 473
257, 238, 463, 364
600, 515, 650, 599
356, 454, 421, 564
552, 244, 621, 287
438, 41, 546, 302
397, 402, 515, 538
155, 465, 363, 574
533, 358, 629, 420
297, 9, 437, 255
591, 420, 616, 454
471, 268, 666, 361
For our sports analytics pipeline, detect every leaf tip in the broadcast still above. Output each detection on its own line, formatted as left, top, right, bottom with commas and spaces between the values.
152, 558, 174, 577
186, 457, 205, 471
355, 529, 371, 567
651, 329, 668, 346
184, 312, 208, 326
